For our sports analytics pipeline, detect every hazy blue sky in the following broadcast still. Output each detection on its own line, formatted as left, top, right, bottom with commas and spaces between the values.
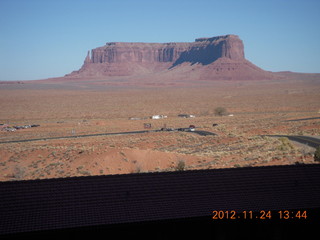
1, 0, 319, 80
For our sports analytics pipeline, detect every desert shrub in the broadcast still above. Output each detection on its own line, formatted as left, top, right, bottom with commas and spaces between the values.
300, 145, 313, 158
176, 160, 186, 171
135, 165, 142, 173
214, 107, 227, 116
277, 137, 294, 151
314, 146, 320, 162
13, 166, 26, 180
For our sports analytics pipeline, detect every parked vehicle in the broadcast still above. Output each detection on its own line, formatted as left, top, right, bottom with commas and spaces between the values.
189, 125, 196, 131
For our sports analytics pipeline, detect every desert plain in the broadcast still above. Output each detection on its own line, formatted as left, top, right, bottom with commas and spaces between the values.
0, 77, 319, 181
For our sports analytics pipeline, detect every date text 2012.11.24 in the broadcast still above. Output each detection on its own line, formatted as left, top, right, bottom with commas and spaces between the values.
212, 210, 307, 220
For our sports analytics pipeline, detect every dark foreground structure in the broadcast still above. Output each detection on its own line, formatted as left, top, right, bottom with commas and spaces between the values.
1, 164, 319, 239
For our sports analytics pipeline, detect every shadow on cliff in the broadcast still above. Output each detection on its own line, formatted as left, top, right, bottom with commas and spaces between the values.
169, 44, 223, 69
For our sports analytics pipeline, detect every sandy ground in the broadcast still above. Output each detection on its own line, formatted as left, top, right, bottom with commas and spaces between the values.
0, 78, 319, 181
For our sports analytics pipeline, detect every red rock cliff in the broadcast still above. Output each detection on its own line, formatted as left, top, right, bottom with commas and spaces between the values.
67, 34, 275, 80
85, 34, 243, 65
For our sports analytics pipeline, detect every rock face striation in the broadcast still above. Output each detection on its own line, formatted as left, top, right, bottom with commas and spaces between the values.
66, 35, 276, 80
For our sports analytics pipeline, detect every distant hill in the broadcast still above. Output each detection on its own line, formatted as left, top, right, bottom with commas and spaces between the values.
36, 34, 315, 82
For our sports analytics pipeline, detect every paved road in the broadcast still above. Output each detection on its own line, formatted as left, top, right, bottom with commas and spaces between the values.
284, 117, 320, 122
265, 135, 320, 148
0, 130, 149, 144
0, 129, 218, 145
192, 130, 217, 136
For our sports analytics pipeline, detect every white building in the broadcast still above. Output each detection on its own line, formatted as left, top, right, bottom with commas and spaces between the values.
151, 115, 167, 120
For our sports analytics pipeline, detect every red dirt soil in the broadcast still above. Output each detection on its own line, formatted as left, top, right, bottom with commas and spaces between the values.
0, 78, 319, 181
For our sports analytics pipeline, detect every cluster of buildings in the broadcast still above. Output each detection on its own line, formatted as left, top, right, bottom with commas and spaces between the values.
151, 115, 167, 120
0, 124, 40, 132
130, 114, 195, 120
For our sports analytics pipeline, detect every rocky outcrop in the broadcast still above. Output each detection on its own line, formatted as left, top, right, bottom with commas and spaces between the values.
83, 34, 243, 65
66, 34, 277, 80
88, 42, 189, 64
